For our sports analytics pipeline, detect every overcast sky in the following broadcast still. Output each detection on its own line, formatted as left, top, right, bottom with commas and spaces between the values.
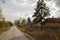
0, 0, 60, 22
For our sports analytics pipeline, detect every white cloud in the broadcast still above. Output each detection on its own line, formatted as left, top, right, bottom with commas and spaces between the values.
23, 0, 27, 2
2, 0, 60, 22
17, 2, 27, 6
45, 0, 59, 17
11, 0, 17, 4
31, 3, 36, 7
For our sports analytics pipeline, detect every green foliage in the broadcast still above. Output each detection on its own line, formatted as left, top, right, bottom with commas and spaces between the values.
14, 18, 27, 27
14, 20, 20, 27
27, 17, 31, 25
7, 21, 13, 26
0, 21, 12, 34
32, 0, 50, 25
0, 21, 13, 29
0, 21, 8, 28
21, 19, 26, 26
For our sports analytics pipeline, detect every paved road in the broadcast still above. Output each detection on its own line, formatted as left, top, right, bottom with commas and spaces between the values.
0, 26, 32, 40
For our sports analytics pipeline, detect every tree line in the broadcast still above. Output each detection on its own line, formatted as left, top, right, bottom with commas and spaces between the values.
14, 0, 50, 27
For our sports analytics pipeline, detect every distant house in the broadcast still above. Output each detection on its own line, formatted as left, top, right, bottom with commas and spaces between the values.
42, 18, 60, 26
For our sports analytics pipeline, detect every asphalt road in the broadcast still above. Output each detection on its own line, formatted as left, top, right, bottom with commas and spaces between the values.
0, 26, 31, 40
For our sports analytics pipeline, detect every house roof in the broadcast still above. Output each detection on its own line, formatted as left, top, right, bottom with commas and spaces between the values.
43, 18, 60, 23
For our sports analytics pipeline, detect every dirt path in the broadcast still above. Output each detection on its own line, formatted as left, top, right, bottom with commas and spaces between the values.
0, 26, 35, 40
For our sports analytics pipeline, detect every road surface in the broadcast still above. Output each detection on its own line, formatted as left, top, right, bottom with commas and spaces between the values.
0, 26, 35, 40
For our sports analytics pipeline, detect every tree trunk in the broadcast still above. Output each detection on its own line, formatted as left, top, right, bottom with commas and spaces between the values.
41, 8, 42, 27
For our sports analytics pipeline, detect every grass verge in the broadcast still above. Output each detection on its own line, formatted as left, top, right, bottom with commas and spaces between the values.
18, 26, 60, 40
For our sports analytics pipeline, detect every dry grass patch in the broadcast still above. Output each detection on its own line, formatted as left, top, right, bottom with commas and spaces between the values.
18, 26, 60, 40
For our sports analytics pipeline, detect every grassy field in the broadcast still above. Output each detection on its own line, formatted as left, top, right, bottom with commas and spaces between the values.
18, 26, 60, 40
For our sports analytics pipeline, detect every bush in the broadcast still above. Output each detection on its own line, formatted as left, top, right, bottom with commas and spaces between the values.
0, 21, 12, 30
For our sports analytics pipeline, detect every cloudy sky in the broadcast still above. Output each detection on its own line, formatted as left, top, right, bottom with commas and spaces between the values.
0, 0, 60, 22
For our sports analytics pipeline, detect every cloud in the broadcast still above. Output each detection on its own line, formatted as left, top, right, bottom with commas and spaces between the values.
31, 3, 36, 7
45, 0, 60, 17
17, 2, 28, 6
55, 0, 60, 8
11, 0, 17, 4
11, 0, 27, 4
27, 0, 37, 4
1, 0, 60, 22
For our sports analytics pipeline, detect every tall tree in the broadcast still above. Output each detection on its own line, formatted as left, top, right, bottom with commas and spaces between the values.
14, 20, 20, 26
32, 0, 50, 26
22, 19, 26, 26
27, 17, 31, 25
